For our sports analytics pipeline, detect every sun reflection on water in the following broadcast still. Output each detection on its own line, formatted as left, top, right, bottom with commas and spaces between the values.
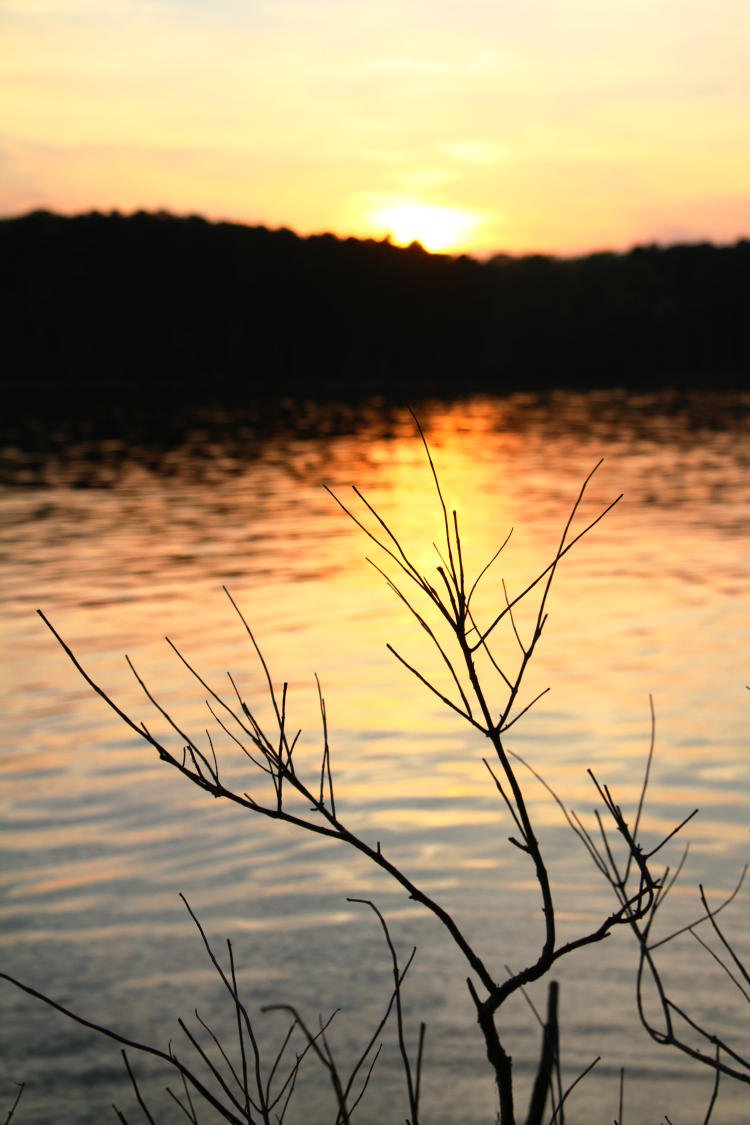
1, 390, 749, 1123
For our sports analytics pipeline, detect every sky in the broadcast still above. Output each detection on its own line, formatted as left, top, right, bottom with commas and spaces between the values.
1, 0, 749, 256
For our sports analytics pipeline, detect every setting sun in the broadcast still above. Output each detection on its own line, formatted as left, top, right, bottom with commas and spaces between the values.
366, 201, 483, 254
0, 0, 747, 255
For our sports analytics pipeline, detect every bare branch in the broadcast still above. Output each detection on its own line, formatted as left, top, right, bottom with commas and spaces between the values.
348, 898, 421, 1124
121, 1052, 157, 1125
2, 1084, 24, 1125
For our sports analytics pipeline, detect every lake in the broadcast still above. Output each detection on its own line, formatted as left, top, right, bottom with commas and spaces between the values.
1, 389, 749, 1124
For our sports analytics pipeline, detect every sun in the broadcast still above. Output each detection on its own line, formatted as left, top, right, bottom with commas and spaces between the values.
367, 200, 481, 254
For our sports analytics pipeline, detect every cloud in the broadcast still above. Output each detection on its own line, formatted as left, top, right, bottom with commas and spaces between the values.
366, 52, 497, 77
1, 0, 748, 254
437, 142, 506, 165
402, 167, 459, 189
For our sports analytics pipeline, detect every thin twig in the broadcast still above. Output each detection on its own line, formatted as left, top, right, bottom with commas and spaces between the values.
2, 1084, 24, 1125
121, 1052, 157, 1125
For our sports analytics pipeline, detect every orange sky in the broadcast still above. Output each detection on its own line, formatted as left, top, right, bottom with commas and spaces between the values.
2, 0, 749, 256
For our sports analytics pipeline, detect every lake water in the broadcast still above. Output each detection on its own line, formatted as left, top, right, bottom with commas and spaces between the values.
1, 389, 749, 1124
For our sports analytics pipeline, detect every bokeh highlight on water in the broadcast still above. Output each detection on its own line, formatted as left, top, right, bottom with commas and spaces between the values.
1, 390, 749, 1123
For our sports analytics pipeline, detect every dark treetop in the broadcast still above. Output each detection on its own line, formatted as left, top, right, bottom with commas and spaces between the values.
3, 209, 749, 406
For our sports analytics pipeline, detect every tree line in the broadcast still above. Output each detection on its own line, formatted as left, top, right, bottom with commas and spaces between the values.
2, 209, 748, 404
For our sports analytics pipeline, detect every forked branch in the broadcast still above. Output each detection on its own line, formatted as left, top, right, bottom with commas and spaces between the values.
13, 419, 741, 1124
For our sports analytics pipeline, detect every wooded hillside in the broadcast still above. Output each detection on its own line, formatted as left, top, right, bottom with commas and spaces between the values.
3, 210, 748, 402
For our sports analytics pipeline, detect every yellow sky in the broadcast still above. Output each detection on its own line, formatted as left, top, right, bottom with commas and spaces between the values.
1, 0, 749, 255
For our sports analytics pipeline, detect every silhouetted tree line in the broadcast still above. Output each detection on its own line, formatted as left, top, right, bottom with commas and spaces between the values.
2, 209, 748, 405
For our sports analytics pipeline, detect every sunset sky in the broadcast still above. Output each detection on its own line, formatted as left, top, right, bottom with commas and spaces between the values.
2, 0, 749, 256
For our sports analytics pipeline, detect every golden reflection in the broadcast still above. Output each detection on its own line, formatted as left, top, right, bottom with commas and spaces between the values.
2, 392, 749, 1125
376, 808, 499, 828
348, 401, 525, 584
2, 392, 749, 914
23, 868, 127, 896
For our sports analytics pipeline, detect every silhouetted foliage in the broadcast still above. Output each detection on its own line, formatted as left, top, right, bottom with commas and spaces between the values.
2, 210, 748, 412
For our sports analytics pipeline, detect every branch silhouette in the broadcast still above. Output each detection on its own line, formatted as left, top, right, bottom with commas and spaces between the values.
3, 417, 747, 1124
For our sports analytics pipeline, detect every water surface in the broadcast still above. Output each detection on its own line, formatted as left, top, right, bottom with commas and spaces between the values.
1, 390, 749, 1123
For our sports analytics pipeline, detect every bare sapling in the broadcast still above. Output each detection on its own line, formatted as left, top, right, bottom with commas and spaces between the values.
4, 890, 421, 1125
2, 415, 747, 1124
577, 699, 750, 1109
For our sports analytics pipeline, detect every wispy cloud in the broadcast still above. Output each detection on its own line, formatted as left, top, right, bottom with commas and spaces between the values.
1, 0, 748, 254
437, 142, 506, 165
366, 52, 497, 77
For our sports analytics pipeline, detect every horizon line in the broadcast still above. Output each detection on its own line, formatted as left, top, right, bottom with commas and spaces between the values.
4, 205, 749, 264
